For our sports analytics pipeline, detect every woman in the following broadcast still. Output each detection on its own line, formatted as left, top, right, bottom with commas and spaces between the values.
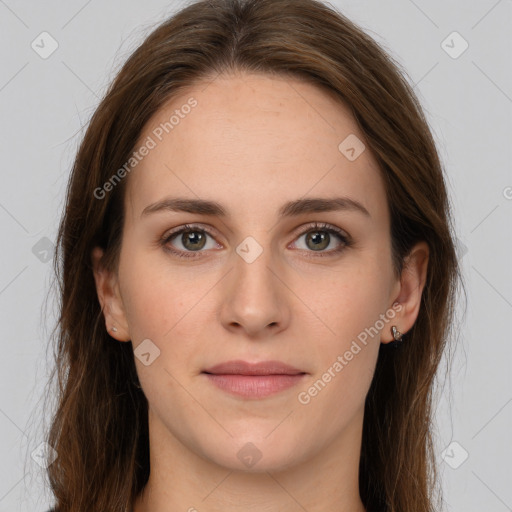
44, 0, 462, 510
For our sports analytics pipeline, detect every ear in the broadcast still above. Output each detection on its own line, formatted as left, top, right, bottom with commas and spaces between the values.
91, 246, 130, 342
382, 241, 429, 344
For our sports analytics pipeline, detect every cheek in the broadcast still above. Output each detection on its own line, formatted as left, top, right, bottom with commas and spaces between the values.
299, 261, 391, 347
118, 247, 224, 383
119, 245, 202, 334
292, 258, 390, 406
293, 269, 385, 430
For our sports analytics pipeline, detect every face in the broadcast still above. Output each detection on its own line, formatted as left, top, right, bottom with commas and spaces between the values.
95, 72, 414, 473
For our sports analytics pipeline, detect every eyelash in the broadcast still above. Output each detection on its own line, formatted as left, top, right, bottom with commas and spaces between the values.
159, 222, 352, 259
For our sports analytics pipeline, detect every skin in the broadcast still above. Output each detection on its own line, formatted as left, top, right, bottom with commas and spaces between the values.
92, 71, 429, 512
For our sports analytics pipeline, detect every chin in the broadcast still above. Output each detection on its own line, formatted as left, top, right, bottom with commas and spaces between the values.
199, 433, 310, 473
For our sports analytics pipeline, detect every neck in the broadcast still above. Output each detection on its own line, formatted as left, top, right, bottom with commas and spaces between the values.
133, 407, 367, 512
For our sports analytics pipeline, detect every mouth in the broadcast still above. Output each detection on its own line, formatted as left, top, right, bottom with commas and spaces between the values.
202, 360, 307, 399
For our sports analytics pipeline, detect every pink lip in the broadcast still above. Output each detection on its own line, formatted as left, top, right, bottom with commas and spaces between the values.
202, 360, 307, 399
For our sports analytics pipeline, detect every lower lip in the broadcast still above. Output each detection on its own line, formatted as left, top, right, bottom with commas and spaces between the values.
203, 373, 306, 398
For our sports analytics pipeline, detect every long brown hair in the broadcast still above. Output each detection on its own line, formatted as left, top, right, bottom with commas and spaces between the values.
44, 0, 462, 510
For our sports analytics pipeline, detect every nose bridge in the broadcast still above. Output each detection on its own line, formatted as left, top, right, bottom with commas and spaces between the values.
235, 239, 276, 293
220, 235, 289, 335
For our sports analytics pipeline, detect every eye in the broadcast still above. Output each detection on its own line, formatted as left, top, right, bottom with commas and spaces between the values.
161, 224, 220, 258
290, 222, 351, 256
160, 222, 351, 259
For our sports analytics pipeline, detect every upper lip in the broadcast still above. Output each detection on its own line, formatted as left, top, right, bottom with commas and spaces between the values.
203, 360, 306, 376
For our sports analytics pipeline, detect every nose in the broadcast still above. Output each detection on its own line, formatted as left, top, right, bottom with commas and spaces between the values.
219, 243, 291, 338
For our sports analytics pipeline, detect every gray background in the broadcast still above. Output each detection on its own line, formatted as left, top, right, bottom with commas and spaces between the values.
0, 0, 511, 511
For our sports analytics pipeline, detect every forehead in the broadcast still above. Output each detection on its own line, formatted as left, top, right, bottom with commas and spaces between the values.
125, 72, 387, 222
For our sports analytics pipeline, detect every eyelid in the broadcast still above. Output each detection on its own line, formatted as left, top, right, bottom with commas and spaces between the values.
162, 223, 220, 242
289, 221, 349, 242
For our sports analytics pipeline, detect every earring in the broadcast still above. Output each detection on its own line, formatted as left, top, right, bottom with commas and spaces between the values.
389, 325, 404, 347
391, 325, 402, 341
111, 326, 118, 333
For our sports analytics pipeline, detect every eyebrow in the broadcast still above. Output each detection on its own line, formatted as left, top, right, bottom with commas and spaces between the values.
141, 196, 371, 219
